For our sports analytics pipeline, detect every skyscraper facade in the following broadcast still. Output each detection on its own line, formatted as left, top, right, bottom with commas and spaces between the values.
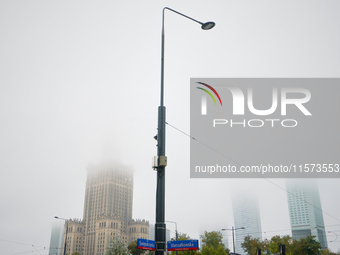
48, 222, 63, 255
221, 232, 229, 251
60, 163, 149, 255
286, 179, 328, 249
83, 163, 134, 254
232, 192, 262, 255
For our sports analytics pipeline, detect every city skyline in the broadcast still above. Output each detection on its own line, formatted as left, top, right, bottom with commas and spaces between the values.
1, 1, 340, 254
49, 173, 336, 254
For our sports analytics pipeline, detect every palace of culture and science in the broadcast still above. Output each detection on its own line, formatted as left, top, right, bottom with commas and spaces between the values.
56, 162, 149, 255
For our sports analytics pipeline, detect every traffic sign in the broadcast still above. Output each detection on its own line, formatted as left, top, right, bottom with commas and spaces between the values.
137, 239, 155, 251
167, 240, 199, 251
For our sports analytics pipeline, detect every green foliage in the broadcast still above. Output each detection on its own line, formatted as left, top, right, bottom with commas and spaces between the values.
200, 245, 228, 255
241, 235, 264, 255
199, 231, 229, 255
291, 235, 322, 255
169, 232, 199, 255
169, 248, 199, 255
170, 232, 192, 241
267, 235, 293, 255
240, 235, 331, 255
127, 240, 143, 255
320, 249, 339, 255
200, 231, 225, 250
106, 236, 131, 255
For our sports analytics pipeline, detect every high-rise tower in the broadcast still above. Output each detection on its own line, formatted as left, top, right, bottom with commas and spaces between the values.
48, 221, 63, 255
83, 163, 133, 255
60, 162, 149, 255
286, 179, 327, 249
232, 192, 262, 255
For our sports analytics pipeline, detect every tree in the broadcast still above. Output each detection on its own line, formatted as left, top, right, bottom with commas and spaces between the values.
241, 234, 327, 255
199, 231, 228, 255
320, 248, 338, 255
199, 245, 228, 255
241, 235, 264, 255
169, 232, 199, 255
171, 232, 192, 241
291, 235, 321, 255
106, 236, 131, 255
127, 240, 143, 255
267, 235, 293, 255
201, 231, 224, 250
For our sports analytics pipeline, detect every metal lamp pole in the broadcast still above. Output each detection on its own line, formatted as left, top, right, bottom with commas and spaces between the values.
329, 230, 338, 243
155, 7, 215, 255
165, 221, 178, 255
55, 216, 69, 255
222, 227, 245, 254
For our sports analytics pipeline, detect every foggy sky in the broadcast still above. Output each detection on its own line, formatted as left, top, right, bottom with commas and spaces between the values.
1, 0, 340, 254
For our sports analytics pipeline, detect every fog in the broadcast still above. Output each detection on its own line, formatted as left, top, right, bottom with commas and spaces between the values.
1, 0, 340, 254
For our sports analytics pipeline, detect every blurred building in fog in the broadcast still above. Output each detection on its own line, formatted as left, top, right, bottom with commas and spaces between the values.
221, 231, 229, 251
286, 179, 328, 249
48, 221, 63, 255
232, 192, 262, 255
55, 162, 149, 255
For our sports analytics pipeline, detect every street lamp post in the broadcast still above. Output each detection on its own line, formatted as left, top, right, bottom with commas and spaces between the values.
329, 230, 338, 243
55, 216, 69, 255
165, 221, 178, 255
222, 227, 245, 254
154, 7, 214, 255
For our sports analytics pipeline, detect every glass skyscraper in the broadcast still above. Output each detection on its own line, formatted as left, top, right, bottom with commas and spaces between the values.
286, 179, 328, 249
48, 222, 63, 255
232, 192, 262, 255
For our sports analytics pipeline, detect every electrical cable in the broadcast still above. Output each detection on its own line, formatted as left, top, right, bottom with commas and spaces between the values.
165, 121, 340, 224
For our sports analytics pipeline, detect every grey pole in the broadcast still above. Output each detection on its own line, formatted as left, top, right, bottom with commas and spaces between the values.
221, 227, 245, 254
165, 221, 178, 255
155, 7, 214, 255
176, 230, 178, 255
279, 244, 285, 255
232, 226, 235, 254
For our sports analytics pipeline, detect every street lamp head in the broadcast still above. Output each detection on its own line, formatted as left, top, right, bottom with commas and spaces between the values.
240, 227, 245, 229
54, 216, 58, 219
201, 21, 215, 30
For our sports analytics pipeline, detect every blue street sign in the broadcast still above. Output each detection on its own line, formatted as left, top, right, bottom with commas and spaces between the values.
167, 240, 199, 251
137, 239, 155, 251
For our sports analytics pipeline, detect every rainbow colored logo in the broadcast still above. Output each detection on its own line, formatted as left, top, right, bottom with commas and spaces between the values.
196, 82, 222, 106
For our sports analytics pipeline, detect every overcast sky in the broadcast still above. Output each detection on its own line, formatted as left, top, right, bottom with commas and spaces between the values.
1, 1, 340, 254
